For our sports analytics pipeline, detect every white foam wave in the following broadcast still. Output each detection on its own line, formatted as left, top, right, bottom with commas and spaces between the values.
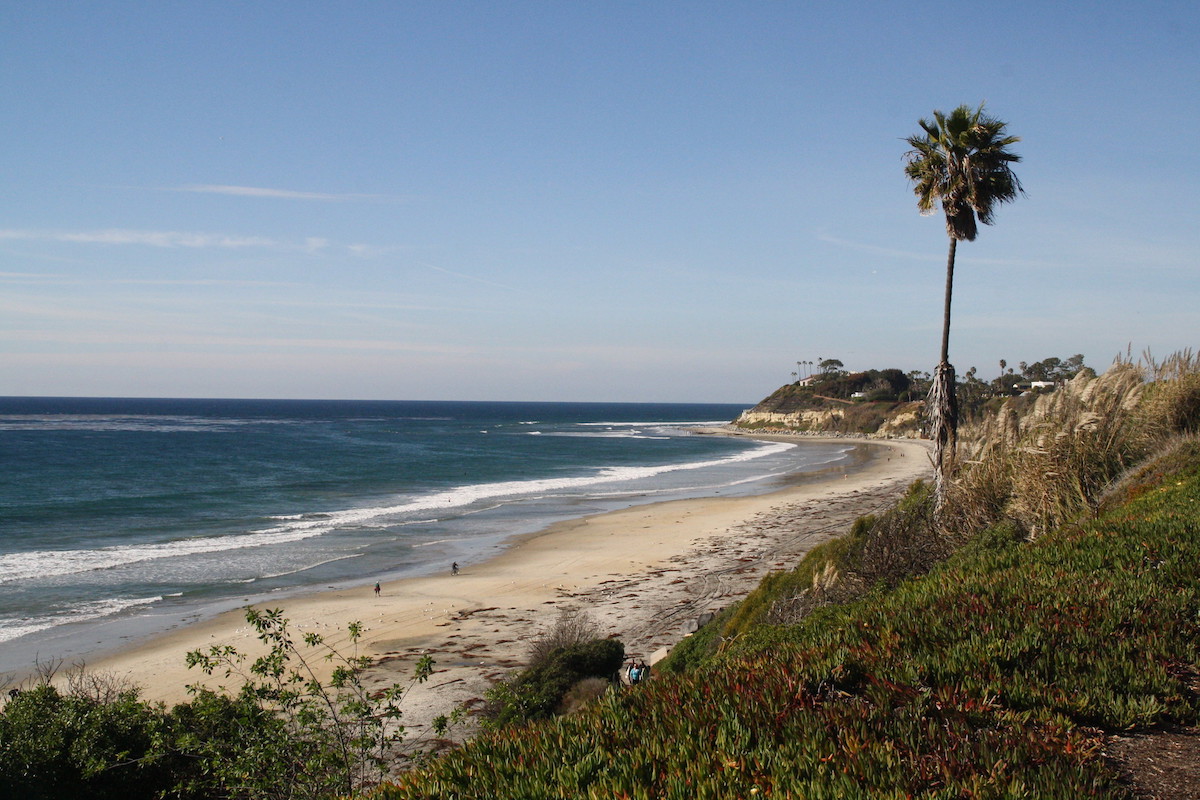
0, 440, 794, 584
541, 431, 636, 438
334, 439, 795, 523
544, 431, 674, 441
575, 420, 732, 428
0, 514, 342, 583
0, 596, 162, 644
241, 553, 364, 584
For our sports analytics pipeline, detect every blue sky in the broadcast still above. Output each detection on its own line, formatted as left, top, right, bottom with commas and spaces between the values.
2, 1, 1197, 403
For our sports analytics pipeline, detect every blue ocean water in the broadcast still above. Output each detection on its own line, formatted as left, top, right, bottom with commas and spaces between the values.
0, 397, 853, 671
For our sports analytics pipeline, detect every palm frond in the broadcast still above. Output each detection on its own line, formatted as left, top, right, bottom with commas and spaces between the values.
903, 102, 1023, 241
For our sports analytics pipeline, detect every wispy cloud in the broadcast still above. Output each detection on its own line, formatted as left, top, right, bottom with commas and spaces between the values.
172, 184, 404, 202
422, 262, 522, 292
1, 229, 364, 258
347, 243, 402, 258
4, 327, 470, 354
0, 228, 278, 248
816, 233, 937, 262
0, 270, 62, 280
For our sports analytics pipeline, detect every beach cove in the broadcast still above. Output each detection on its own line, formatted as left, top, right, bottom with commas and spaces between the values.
82, 434, 932, 738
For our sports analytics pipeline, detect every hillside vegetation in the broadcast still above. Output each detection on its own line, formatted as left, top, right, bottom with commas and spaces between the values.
734, 368, 924, 437
736, 356, 1093, 437
376, 353, 1200, 799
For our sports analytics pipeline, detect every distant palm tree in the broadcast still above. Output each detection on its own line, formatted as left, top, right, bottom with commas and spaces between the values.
904, 103, 1023, 508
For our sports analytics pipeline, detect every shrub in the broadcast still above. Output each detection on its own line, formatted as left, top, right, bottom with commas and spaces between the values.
856, 479, 940, 589
723, 482, 935, 636
557, 677, 611, 715
0, 685, 180, 800
484, 638, 624, 728
184, 608, 442, 796
1099, 434, 1200, 513
0, 611, 444, 800
165, 689, 291, 797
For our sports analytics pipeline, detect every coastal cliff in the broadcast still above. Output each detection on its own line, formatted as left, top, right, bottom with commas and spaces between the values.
733, 381, 924, 438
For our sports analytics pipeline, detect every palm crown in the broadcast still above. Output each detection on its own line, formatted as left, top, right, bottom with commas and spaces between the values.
904, 104, 1023, 242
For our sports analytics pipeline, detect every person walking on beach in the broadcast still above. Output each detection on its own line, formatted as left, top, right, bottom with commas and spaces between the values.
374, 582, 381, 597
451, 562, 460, 576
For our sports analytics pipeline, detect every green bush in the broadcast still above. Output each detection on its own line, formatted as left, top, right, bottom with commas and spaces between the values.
183, 608, 443, 796
167, 688, 307, 799
0, 611, 444, 800
0, 685, 179, 800
484, 638, 624, 728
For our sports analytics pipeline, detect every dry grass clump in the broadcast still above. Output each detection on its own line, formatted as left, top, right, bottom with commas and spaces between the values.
62, 664, 140, 705
766, 559, 868, 626
557, 676, 611, 715
1136, 349, 1200, 439
1, 658, 138, 709
1005, 363, 1146, 536
856, 482, 942, 589
525, 608, 603, 668
938, 438, 1019, 544
949, 350, 1200, 538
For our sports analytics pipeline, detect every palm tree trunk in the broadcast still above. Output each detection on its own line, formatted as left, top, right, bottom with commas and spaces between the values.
929, 237, 959, 510
940, 238, 956, 365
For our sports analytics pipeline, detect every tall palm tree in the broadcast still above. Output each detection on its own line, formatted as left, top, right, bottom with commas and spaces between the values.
904, 103, 1023, 508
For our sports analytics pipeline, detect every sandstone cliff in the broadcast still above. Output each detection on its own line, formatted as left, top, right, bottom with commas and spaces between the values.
733, 384, 924, 438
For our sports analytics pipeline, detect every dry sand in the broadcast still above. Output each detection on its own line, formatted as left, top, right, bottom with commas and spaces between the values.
84, 434, 932, 740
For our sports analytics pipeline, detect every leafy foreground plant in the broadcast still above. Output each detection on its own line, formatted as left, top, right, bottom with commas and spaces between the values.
185, 607, 450, 798
0, 610, 446, 800
371, 446, 1200, 799
0, 683, 180, 800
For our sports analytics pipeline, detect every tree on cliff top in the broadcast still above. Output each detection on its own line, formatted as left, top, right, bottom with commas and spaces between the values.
904, 103, 1023, 508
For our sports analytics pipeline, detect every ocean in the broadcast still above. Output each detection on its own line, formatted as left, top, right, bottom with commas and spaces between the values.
0, 397, 854, 673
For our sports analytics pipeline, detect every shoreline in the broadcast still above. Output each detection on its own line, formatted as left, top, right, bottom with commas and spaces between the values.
67, 435, 932, 737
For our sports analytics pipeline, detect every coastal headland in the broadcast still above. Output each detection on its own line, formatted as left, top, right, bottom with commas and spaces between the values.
83, 433, 932, 737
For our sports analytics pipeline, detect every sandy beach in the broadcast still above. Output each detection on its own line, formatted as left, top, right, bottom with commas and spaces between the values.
81, 434, 931, 739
